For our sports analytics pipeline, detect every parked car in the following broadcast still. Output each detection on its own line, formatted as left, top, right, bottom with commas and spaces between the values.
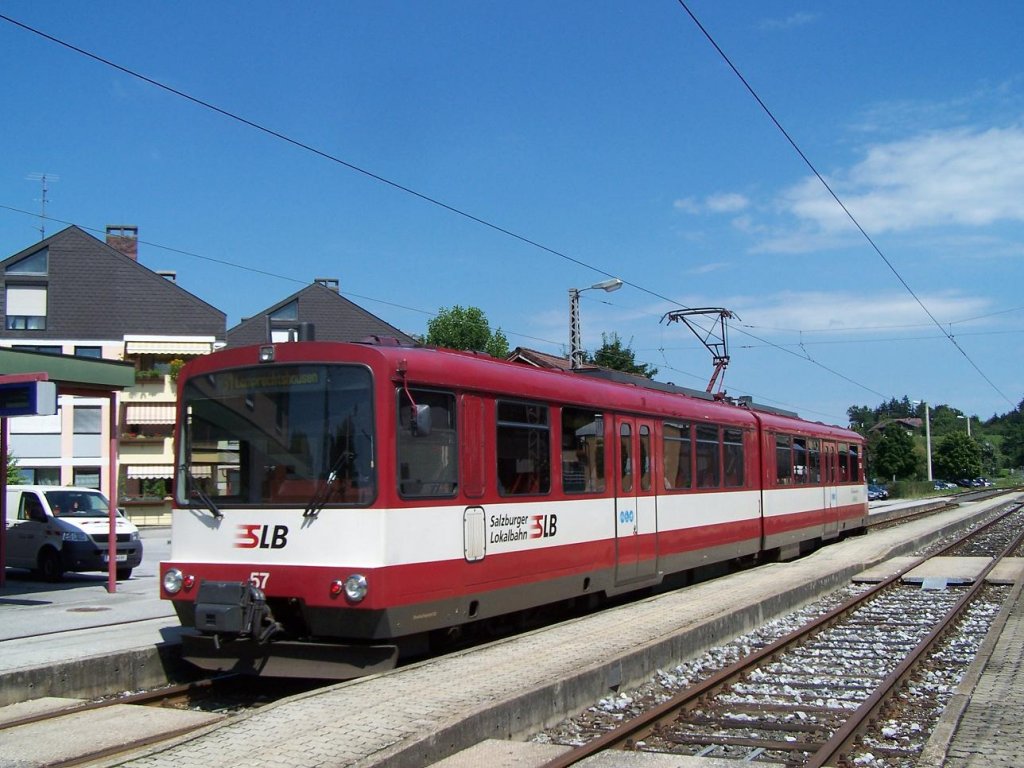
934, 480, 958, 491
868, 484, 889, 501
3, 485, 143, 581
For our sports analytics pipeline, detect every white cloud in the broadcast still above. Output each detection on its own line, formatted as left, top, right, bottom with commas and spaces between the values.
673, 192, 750, 215
706, 192, 750, 213
688, 262, 729, 275
781, 125, 1024, 235
672, 197, 700, 214
734, 290, 991, 336
760, 12, 819, 31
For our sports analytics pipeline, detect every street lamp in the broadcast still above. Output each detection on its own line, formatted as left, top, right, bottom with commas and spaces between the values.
569, 278, 623, 369
913, 400, 933, 481
957, 414, 972, 438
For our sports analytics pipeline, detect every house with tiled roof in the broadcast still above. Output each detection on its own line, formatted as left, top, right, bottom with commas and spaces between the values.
225, 279, 416, 347
1, 225, 225, 499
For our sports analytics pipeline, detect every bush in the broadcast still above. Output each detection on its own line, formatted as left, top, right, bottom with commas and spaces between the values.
888, 480, 935, 499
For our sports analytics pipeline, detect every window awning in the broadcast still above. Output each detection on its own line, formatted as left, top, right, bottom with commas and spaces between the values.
124, 403, 175, 424
124, 340, 213, 355
127, 464, 211, 479
126, 465, 174, 479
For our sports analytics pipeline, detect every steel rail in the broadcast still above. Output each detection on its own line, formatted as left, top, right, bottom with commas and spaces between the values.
540, 501, 1023, 768
807, 502, 1024, 767
0, 675, 230, 731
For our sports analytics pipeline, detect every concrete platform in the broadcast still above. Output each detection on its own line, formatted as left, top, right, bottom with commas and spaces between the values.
430, 740, 570, 768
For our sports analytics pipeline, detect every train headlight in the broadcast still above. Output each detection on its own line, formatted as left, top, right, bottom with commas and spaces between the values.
343, 573, 368, 603
163, 568, 184, 594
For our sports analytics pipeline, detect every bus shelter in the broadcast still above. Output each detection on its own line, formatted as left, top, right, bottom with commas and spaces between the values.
1, 349, 136, 592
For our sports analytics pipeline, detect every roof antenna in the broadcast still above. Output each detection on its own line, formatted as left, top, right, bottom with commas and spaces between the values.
26, 172, 58, 240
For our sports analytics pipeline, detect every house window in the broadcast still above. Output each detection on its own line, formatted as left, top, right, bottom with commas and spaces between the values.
73, 405, 103, 458
75, 346, 103, 358
13, 344, 62, 355
17, 467, 60, 485
271, 300, 299, 321
5, 285, 48, 330
5, 248, 48, 275
74, 467, 101, 489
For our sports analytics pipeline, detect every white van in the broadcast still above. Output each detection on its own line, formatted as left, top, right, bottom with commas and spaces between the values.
3, 485, 144, 581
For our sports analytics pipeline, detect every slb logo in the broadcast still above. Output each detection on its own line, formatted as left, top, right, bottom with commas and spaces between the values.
529, 514, 557, 539
235, 524, 289, 549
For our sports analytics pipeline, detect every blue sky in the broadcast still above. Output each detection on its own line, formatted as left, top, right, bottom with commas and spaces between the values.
2, 2, 1022, 427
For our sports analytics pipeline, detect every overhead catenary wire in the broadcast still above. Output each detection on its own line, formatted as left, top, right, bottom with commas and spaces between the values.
0, 12, 976, 414
674, 0, 1014, 410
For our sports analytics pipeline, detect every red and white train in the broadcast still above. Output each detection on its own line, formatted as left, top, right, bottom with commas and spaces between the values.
160, 339, 867, 678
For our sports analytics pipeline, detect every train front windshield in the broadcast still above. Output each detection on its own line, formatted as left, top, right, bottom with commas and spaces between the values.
178, 364, 375, 507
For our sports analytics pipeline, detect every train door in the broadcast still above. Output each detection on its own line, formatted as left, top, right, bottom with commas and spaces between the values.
614, 417, 658, 584
822, 442, 840, 538
461, 394, 488, 567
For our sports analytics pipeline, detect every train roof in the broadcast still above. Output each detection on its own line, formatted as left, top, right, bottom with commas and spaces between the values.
183, 339, 861, 440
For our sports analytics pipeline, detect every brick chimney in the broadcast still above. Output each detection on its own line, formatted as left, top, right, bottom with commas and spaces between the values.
106, 225, 139, 261
315, 277, 340, 293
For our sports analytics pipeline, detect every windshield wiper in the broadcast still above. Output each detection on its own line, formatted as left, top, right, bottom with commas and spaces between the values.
192, 485, 223, 519
303, 451, 352, 518
183, 464, 222, 519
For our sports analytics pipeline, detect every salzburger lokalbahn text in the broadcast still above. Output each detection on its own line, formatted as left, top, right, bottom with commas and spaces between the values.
160, 338, 868, 678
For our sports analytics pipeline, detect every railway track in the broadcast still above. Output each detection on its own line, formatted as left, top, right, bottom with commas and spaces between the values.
0, 675, 322, 767
538, 501, 1024, 767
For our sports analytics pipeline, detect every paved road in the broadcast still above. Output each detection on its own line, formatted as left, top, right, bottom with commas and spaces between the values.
0, 527, 173, 641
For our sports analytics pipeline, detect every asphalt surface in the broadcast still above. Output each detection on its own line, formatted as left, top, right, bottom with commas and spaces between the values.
0, 527, 179, 674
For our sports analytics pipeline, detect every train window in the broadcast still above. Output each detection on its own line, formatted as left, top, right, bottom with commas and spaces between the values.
808, 439, 822, 484
663, 422, 692, 490
497, 401, 550, 496
775, 434, 792, 485
561, 408, 605, 494
849, 444, 861, 482
397, 389, 457, 498
723, 427, 744, 487
696, 424, 720, 489
793, 437, 808, 484
838, 444, 850, 483
639, 425, 651, 492
179, 364, 375, 506
619, 423, 633, 493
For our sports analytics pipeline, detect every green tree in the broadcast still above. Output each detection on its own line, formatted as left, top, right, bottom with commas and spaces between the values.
847, 405, 875, 434
872, 424, 919, 481
588, 333, 658, 378
6, 452, 22, 485
998, 400, 1024, 469
426, 305, 509, 358
932, 432, 982, 481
